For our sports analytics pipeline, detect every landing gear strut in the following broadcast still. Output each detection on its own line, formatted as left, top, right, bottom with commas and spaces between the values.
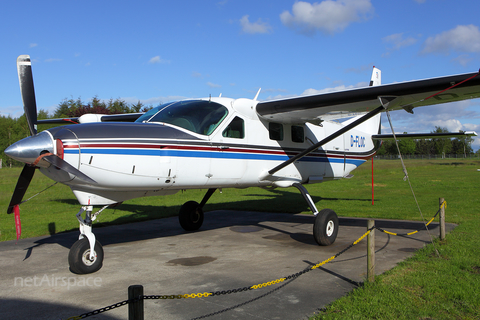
179, 188, 216, 231
293, 183, 338, 246
68, 206, 105, 274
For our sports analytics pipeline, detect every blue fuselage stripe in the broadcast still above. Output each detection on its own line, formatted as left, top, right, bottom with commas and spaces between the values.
65, 148, 366, 166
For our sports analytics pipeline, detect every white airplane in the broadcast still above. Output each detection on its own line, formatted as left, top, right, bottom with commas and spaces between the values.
5, 55, 480, 274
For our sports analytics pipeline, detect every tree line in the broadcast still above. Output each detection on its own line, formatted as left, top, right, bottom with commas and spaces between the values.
1, 97, 155, 167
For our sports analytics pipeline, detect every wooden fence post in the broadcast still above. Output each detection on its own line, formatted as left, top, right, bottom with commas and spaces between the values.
439, 197, 446, 241
128, 285, 144, 320
367, 219, 375, 282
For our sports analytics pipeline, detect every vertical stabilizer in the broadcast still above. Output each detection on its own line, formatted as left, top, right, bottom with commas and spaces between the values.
369, 66, 381, 87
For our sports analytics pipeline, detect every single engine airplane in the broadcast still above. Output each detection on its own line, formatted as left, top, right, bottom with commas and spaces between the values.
5, 55, 480, 274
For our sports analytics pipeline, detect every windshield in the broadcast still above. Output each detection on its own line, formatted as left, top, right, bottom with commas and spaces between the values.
135, 100, 228, 135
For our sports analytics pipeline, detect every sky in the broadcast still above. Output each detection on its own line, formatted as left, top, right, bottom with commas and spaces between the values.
1, 0, 480, 150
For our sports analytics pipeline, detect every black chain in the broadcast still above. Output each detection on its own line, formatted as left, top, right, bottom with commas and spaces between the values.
66, 226, 374, 319
68, 299, 131, 319
191, 278, 295, 320
144, 294, 185, 300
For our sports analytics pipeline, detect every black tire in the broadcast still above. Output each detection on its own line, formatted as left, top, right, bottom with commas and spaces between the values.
68, 238, 104, 274
313, 208, 338, 246
179, 201, 204, 231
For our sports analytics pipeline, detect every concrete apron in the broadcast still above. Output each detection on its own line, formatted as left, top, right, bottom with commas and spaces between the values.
0, 210, 454, 320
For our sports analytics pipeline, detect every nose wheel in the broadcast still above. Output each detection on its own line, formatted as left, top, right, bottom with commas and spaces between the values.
68, 206, 105, 274
68, 238, 104, 274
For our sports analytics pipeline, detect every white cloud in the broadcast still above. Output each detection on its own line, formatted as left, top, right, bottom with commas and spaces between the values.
240, 15, 272, 34
280, 0, 374, 35
148, 56, 171, 64
383, 33, 418, 51
29, 43, 38, 48
452, 54, 474, 67
421, 25, 480, 54
207, 82, 221, 88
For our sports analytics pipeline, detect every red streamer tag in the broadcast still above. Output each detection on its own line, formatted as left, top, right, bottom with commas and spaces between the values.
14, 205, 21, 242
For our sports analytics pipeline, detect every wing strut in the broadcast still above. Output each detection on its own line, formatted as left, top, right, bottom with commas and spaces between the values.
268, 105, 385, 175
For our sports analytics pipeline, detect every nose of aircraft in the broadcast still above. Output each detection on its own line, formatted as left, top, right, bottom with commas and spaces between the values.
4, 131, 54, 165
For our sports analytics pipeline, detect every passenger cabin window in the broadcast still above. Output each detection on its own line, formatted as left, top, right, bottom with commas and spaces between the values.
135, 100, 228, 135
222, 117, 245, 139
291, 125, 304, 143
269, 123, 283, 141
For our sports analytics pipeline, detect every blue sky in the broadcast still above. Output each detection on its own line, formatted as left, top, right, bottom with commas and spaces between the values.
1, 0, 480, 150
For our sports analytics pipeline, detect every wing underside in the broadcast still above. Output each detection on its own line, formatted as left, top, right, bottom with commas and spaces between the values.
256, 71, 480, 124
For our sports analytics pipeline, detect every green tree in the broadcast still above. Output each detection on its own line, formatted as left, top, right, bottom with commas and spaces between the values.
432, 126, 452, 158
451, 130, 474, 156
0, 115, 30, 167
415, 139, 435, 155
397, 132, 416, 155
54, 97, 84, 118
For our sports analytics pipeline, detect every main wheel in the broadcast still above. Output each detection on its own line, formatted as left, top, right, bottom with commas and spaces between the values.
179, 201, 204, 231
313, 208, 339, 246
68, 238, 104, 274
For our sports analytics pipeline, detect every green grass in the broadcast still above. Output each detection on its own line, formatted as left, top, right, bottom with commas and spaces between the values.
1, 159, 480, 319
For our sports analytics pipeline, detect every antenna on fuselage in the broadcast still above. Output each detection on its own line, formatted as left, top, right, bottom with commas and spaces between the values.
254, 88, 261, 101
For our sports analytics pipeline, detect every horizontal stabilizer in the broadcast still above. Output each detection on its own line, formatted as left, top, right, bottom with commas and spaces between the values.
38, 112, 144, 124
372, 131, 477, 140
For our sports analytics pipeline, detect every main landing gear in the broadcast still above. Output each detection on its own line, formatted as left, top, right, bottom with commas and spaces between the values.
68, 206, 106, 274
178, 185, 339, 247
179, 188, 216, 231
292, 183, 339, 246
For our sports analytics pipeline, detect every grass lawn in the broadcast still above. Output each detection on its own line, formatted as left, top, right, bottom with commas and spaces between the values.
1, 158, 479, 319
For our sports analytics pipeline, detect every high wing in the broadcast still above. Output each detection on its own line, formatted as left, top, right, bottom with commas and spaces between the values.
256, 70, 480, 124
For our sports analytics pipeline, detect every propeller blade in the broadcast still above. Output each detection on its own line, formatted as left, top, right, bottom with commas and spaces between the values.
42, 155, 97, 184
7, 165, 36, 214
17, 55, 38, 136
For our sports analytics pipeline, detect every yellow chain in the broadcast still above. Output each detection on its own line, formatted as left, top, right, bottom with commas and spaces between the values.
182, 292, 212, 299
441, 200, 447, 209
250, 277, 286, 290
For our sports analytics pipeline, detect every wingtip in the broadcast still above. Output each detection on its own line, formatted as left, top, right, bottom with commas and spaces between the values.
17, 55, 31, 65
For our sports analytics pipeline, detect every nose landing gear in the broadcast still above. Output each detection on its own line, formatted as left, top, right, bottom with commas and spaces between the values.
68, 206, 106, 274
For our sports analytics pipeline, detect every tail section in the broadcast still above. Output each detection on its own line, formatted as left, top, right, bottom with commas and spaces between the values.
369, 66, 381, 87
342, 66, 382, 134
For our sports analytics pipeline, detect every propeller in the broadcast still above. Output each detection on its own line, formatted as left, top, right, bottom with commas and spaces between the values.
7, 56, 39, 214
7, 55, 96, 214
17, 55, 37, 136
7, 166, 36, 214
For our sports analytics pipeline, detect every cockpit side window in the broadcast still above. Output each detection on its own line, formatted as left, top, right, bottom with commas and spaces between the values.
136, 100, 228, 135
222, 116, 245, 139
